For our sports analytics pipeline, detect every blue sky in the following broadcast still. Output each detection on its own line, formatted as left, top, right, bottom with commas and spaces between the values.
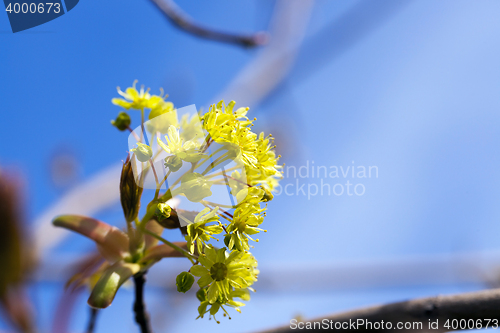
2, 0, 500, 332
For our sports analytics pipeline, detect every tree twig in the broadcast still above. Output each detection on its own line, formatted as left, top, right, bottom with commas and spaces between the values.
258, 288, 500, 332
148, 0, 268, 48
133, 272, 153, 333
85, 308, 99, 333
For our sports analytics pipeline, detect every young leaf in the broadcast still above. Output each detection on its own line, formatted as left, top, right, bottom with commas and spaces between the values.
87, 262, 141, 309
52, 215, 129, 262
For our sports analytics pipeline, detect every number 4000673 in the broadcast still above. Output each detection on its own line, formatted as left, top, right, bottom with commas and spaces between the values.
6, 2, 61, 14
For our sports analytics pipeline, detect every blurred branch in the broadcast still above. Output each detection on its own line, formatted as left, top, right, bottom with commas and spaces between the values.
133, 272, 152, 333
86, 308, 99, 333
148, 0, 268, 48
259, 288, 500, 333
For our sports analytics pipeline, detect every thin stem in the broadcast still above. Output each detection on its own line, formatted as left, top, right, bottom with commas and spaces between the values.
133, 272, 152, 333
201, 202, 232, 227
201, 200, 235, 209
204, 165, 241, 179
209, 180, 227, 186
152, 133, 164, 160
218, 212, 233, 224
127, 126, 141, 142
167, 176, 182, 191
149, 159, 159, 186
201, 138, 214, 155
201, 201, 234, 218
158, 170, 171, 189
85, 308, 99, 333
140, 108, 145, 144
157, 168, 188, 202
191, 145, 222, 169
200, 133, 212, 153
154, 170, 171, 200
156, 149, 230, 201
219, 209, 233, 219
203, 209, 229, 232
224, 173, 252, 187
201, 153, 231, 175
142, 228, 197, 264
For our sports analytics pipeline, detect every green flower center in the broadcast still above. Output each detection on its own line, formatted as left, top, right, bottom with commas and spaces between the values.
210, 263, 228, 281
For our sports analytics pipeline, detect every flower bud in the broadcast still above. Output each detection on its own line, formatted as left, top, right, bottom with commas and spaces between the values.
130, 143, 152, 162
224, 234, 231, 248
176, 271, 194, 293
120, 155, 143, 223
260, 186, 274, 202
196, 288, 207, 302
111, 112, 131, 131
164, 155, 183, 172
155, 202, 171, 220
155, 207, 180, 229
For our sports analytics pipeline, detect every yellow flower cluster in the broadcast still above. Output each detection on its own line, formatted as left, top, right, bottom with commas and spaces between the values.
202, 101, 283, 192
110, 82, 282, 323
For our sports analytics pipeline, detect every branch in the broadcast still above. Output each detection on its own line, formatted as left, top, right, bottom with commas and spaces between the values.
133, 272, 153, 333
148, 0, 268, 48
85, 308, 99, 333
258, 288, 500, 333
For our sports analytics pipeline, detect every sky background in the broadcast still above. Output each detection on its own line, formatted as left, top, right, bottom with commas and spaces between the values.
2, 0, 500, 332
